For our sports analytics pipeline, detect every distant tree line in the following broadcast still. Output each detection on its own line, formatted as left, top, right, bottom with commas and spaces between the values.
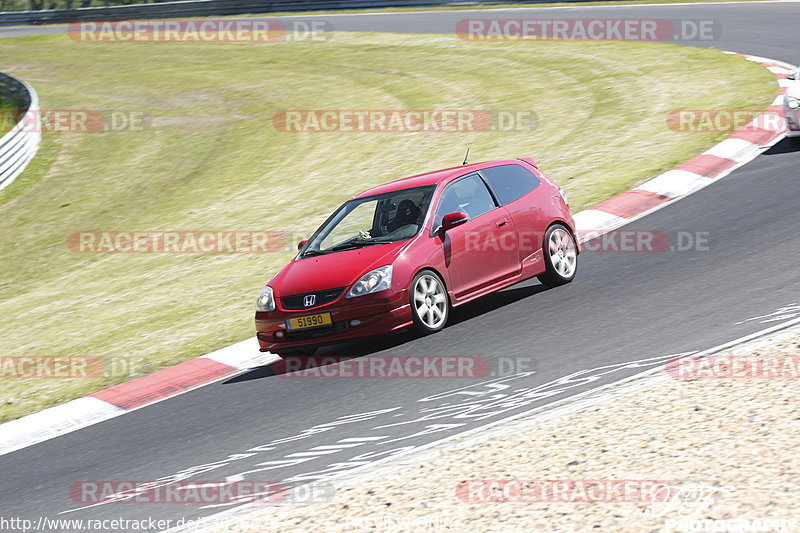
0, 0, 175, 11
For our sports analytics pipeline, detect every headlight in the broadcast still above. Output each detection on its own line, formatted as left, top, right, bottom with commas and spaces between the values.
559, 188, 569, 205
255, 286, 275, 311
347, 265, 393, 298
785, 96, 800, 109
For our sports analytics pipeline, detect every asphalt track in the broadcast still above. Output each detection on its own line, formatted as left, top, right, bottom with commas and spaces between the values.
1, 2, 800, 530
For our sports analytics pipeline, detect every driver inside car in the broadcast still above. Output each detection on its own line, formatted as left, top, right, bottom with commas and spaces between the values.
386, 198, 422, 238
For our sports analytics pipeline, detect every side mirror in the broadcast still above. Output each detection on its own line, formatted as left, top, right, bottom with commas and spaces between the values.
297, 239, 308, 252
440, 211, 469, 232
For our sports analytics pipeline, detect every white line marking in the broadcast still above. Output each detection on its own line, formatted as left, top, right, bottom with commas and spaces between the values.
310, 443, 366, 450
286, 450, 343, 457
166, 317, 800, 533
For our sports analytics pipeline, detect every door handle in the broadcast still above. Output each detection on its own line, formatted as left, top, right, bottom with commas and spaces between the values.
496, 219, 508, 228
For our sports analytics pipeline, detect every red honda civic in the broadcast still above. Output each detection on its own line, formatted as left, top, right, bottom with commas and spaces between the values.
255, 157, 578, 356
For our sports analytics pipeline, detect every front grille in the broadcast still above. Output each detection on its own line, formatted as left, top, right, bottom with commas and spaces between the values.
280, 287, 345, 310
284, 321, 347, 341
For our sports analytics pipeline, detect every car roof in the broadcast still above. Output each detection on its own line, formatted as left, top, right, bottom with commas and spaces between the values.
353, 159, 532, 198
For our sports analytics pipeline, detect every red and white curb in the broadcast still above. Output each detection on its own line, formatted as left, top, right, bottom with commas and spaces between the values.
0, 53, 793, 458
0, 339, 278, 456
573, 52, 793, 237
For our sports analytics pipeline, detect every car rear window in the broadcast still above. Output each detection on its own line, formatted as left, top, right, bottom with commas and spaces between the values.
479, 164, 541, 205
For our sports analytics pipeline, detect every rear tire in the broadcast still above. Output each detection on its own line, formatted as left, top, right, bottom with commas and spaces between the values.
537, 223, 578, 287
410, 270, 449, 334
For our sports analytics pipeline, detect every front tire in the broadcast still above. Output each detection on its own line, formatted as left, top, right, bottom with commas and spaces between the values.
410, 270, 449, 334
537, 224, 578, 287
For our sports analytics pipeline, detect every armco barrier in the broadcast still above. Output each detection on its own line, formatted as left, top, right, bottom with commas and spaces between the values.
0, 0, 608, 26
0, 73, 40, 192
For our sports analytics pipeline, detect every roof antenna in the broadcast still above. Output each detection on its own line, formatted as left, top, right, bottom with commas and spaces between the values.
462, 147, 470, 165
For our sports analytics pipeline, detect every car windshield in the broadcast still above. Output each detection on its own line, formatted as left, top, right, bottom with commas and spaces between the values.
302, 185, 435, 256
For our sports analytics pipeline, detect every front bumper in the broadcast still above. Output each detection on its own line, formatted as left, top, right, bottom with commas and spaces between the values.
255, 289, 413, 351
785, 109, 800, 137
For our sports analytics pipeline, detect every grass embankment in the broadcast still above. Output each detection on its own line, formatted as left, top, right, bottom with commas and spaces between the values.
0, 92, 21, 131
0, 32, 776, 422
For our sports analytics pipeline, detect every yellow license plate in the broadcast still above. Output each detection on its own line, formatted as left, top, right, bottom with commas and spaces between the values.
286, 313, 332, 331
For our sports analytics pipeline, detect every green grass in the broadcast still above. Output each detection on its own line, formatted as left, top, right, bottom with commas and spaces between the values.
0, 32, 776, 423
0, 96, 21, 128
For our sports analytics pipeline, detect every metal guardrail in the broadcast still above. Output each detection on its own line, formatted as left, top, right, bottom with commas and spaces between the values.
0, 0, 602, 26
0, 74, 40, 192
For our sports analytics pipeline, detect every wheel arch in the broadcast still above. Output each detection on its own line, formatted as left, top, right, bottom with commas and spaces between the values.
544, 219, 580, 255
412, 266, 449, 295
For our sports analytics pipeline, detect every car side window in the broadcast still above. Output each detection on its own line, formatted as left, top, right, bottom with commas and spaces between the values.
479, 164, 541, 205
434, 174, 497, 228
